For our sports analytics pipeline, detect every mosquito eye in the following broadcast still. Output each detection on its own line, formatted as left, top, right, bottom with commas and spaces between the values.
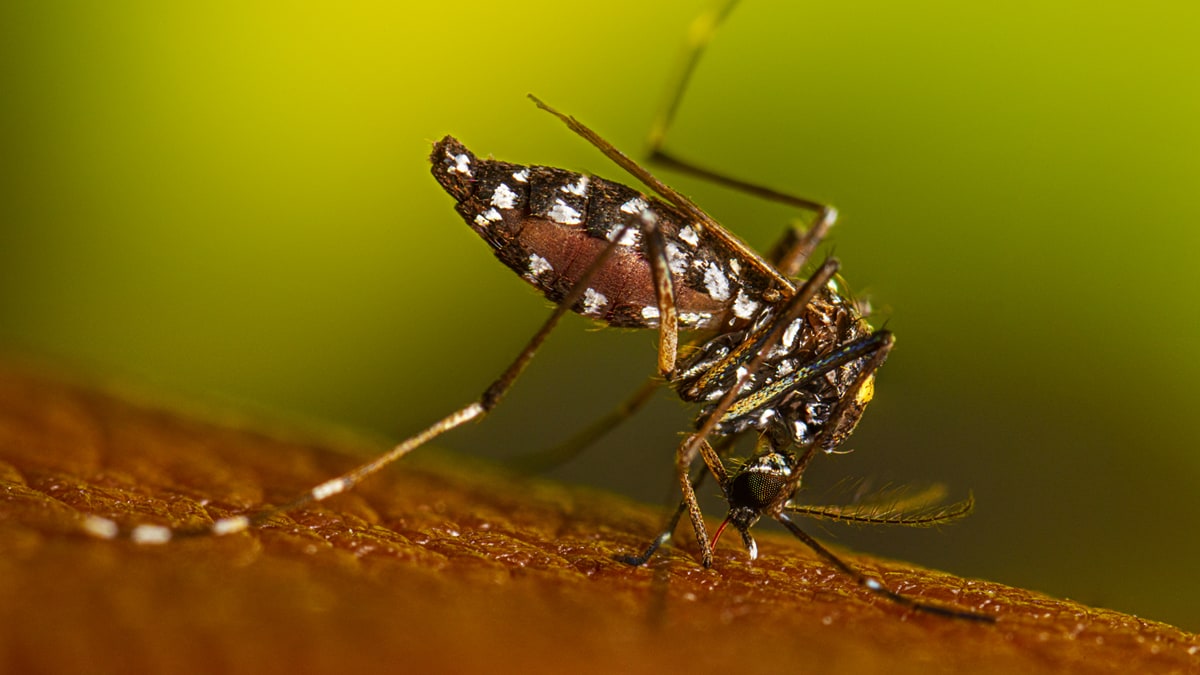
730, 470, 787, 509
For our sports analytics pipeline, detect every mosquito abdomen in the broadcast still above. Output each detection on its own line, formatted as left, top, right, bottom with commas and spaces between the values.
431, 136, 750, 330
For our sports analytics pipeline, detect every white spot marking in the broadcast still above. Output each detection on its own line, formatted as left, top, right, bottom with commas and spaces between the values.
131, 524, 172, 545
782, 318, 803, 350
665, 243, 689, 275
757, 408, 776, 426
607, 223, 640, 246
679, 226, 700, 247
679, 311, 712, 327
312, 479, 347, 501
729, 258, 742, 276
735, 366, 749, 383
732, 289, 760, 320
512, 168, 529, 182
81, 515, 118, 539
547, 199, 582, 225
447, 152, 472, 177
582, 288, 607, 315
776, 359, 796, 376
474, 207, 503, 227
526, 253, 553, 279
641, 305, 660, 320
640, 206, 658, 228
792, 420, 809, 442
680, 356, 718, 380
619, 196, 648, 214
491, 183, 517, 209
212, 515, 250, 535
704, 262, 731, 301
752, 309, 774, 332
561, 175, 589, 196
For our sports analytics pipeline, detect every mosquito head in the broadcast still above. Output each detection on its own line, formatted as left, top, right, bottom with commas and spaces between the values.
713, 450, 797, 559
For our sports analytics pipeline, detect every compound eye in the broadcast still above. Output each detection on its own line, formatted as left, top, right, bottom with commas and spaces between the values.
730, 470, 787, 510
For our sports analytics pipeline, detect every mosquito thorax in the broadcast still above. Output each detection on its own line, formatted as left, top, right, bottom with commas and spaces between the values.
672, 279, 877, 454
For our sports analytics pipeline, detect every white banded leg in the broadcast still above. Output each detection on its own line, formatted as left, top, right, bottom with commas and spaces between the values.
87, 228, 637, 544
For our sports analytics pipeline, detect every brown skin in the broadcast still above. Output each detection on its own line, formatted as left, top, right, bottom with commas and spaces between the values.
0, 363, 1195, 675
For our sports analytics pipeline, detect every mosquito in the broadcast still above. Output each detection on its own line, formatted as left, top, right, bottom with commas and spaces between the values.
82, 0, 993, 623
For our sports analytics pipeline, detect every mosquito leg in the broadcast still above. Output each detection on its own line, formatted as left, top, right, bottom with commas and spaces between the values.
508, 187, 685, 475
529, 95, 714, 236
503, 205, 705, 474
785, 489, 975, 527
684, 434, 733, 566
506, 377, 660, 473
647, 0, 824, 214
765, 206, 838, 279
640, 207, 680, 377
673, 434, 715, 566
620, 434, 740, 566
508, 202, 724, 475
621, 327, 893, 568
647, 0, 744, 163
674, 434, 734, 568
638, 260, 840, 565
619, 498, 688, 567
696, 434, 729, 485
749, 328, 990, 621
529, 95, 794, 292
115, 230, 635, 544
650, 0, 843, 271
775, 512, 994, 622
791, 329, 894, 480
685, 258, 841, 433
646, 143, 833, 222
619, 474, 705, 568
509, 146, 715, 472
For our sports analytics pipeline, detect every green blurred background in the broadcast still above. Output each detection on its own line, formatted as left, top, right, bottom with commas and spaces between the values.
2, 1, 1197, 631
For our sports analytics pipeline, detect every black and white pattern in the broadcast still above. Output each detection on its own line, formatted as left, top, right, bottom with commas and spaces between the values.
432, 137, 780, 332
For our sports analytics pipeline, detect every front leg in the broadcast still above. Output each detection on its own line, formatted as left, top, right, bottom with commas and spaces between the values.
765, 205, 838, 278
638, 208, 680, 378
675, 433, 715, 567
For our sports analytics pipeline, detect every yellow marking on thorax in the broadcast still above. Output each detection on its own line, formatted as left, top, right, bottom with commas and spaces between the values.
856, 374, 875, 406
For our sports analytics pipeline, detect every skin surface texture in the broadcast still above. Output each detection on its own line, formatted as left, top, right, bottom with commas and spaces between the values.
0, 363, 1195, 675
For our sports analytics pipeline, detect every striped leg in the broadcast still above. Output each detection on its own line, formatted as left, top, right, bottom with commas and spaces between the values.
86, 229, 638, 544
